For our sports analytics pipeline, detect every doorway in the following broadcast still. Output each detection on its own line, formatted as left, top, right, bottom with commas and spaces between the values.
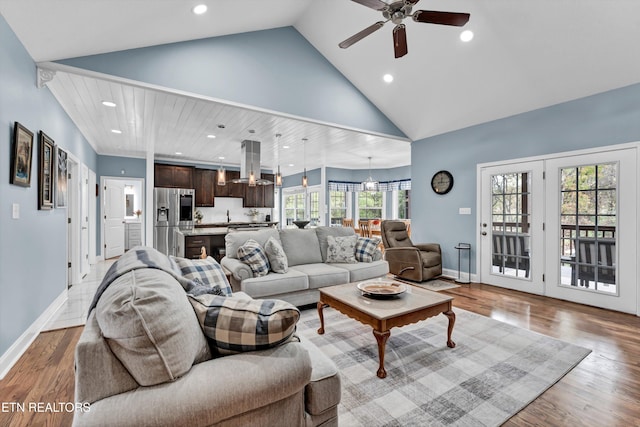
478, 145, 638, 314
479, 161, 545, 295
102, 177, 145, 260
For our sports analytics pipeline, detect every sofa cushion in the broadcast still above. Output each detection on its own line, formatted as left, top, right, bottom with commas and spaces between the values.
225, 228, 280, 260
279, 229, 323, 266
355, 237, 380, 263
187, 294, 300, 356
326, 235, 357, 264
172, 255, 232, 296
332, 260, 389, 283
315, 226, 357, 262
420, 250, 442, 268
237, 239, 270, 277
95, 268, 211, 386
264, 236, 288, 273
241, 269, 309, 298
298, 338, 341, 416
290, 264, 350, 290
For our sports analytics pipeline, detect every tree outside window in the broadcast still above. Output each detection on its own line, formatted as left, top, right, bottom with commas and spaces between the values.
398, 190, 410, 219
284, 192, 306, 225
358, 191, 383, 219
330, 191, 347, 225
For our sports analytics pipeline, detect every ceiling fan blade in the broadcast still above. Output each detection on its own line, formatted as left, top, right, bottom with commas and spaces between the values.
351, 0, 389, 11
404, 0, 421, 5
339, 21, 386, 49
412, 10, 470, 26
393, 24, 408, 58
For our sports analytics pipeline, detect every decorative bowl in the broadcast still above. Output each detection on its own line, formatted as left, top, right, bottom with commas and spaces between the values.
293, 220, 310, 229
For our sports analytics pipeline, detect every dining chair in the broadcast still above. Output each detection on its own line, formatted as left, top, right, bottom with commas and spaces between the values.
342, 218, 354, 228
358, 220, 371, 238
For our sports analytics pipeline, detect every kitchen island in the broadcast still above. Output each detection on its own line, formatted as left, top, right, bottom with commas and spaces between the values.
176, 222, 278, 261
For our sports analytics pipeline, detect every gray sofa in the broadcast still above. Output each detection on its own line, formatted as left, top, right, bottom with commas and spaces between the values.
73, 255, 341, 427
221, 226, 389, 306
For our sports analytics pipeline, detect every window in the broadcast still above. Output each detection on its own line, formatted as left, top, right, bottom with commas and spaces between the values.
309, 191, 320, 225
284, 192, 306, 225
329, 191, 348, 225
397, 190, 410, 219
358, 191, 383, 220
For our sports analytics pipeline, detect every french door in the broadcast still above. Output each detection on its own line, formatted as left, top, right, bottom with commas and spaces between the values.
480, 161, 545, 294
479, 147, 637, 314
544, 149, 636, 314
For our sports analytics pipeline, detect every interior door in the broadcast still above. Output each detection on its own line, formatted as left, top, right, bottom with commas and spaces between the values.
480, 161, 545, 294
544, 148, 637, 314
80, 164, 90, 276
104, 179, 125, 259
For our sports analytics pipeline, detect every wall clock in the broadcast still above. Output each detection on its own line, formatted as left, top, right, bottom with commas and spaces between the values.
431, 170, 454, 195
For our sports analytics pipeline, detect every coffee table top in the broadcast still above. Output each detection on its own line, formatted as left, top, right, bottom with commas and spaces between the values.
319, 279, 453, 321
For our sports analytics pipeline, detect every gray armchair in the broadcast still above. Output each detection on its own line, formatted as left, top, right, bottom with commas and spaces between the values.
380, 220, 442, 282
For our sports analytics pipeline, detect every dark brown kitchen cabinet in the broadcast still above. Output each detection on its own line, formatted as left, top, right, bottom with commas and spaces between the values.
227, 171, 244, 198
154, 163, 194, 189
215, 170, 241, 198
243, 174, 275, 208
185, 235, 210, 259
194, 168, 215, 207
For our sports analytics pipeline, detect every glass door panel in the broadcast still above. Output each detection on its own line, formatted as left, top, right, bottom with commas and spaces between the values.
480, 161, 544, 294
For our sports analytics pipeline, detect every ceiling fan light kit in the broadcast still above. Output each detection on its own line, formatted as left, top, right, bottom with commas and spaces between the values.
341, 0, 470, 58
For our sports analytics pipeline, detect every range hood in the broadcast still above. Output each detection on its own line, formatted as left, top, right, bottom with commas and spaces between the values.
232, 140, 273, 185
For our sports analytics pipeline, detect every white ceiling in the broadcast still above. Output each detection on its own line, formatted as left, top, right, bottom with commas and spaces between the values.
2, 0, 640, 172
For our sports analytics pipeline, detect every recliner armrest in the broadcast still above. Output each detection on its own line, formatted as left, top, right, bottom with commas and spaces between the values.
383, 247, 422, 263
415, 243, 441, 253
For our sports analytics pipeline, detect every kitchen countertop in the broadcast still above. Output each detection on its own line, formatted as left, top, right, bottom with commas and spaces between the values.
177, 228, 229, 237
194, 221, 279, 228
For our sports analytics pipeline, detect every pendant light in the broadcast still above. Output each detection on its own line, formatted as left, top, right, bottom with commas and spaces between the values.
362, 156, 379, 191
217, 157, 226, 186
275, 134, 283, 187
302, 138, 308, 188
248, 141, 256, 187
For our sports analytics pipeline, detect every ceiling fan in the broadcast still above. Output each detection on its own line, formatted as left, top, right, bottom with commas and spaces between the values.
339, 0, 470, 58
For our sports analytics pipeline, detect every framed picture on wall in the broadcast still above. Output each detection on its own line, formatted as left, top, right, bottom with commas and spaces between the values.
56, 146, 68, 208
38, 131, 55, 210
10, 122, 34, 187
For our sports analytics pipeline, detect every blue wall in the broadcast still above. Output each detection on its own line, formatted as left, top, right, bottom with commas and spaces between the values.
58, 27, 405, 139
411, 83, 640, 272
0, 14, 98, 356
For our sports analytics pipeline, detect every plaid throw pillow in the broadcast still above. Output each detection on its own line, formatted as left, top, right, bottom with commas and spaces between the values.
355, 237, 380, 263
172, 256, 232, 296
264, 236, 288, 273
237, 239, 270, 277
326, 235, 358, 264
188, 294, 300, 356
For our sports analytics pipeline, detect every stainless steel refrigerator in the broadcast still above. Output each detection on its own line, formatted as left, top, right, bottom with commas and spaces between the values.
153, 188, 195, 256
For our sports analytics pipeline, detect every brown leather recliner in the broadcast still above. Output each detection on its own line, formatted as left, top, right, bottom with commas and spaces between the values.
380, 220, 442, 282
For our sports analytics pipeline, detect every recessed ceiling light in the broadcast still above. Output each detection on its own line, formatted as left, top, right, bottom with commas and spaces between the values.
111, 129, 122, 134
207, 134, 216, 139
102, 101, 116, 107
283, 145, 290, 149
383, 74, 394, 83
192, 4, 207, 15
460, 30, 474, 42
175, 151, 183, 155
218, 156, 225, 160
289, 164, 294, 167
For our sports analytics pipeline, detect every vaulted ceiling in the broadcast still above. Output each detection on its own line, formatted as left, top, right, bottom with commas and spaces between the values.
1, 0, 639, 173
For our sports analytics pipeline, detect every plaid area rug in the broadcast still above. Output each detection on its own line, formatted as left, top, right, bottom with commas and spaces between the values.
297, 307, 591, 427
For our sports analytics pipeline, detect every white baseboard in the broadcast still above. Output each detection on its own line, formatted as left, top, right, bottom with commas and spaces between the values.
0, 289, 68, 380
442, 267, 479, 284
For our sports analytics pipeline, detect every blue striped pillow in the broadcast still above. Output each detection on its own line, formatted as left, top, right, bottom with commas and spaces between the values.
237, 239, 270, 277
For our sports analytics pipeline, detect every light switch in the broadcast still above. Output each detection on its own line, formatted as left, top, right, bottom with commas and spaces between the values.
459, 207, 471, 215
12, 203, 20, 219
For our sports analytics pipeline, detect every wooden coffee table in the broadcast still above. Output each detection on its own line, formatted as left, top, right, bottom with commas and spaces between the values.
317, 281, 455, 379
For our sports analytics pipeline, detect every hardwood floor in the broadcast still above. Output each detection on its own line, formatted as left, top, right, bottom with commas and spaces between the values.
1, 282, 640, 426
